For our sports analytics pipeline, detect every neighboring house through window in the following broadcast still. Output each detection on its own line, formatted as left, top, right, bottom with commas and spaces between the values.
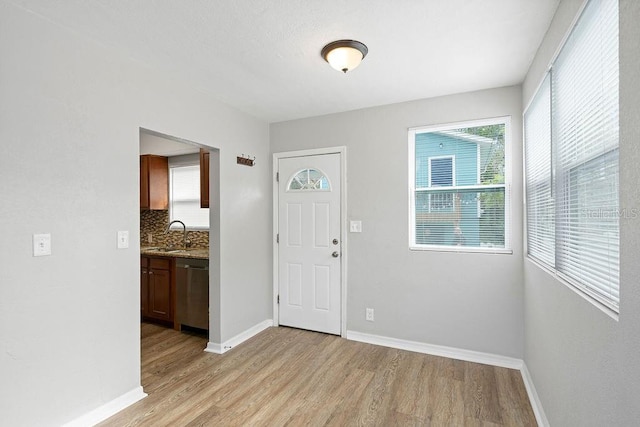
409, 117, 510, 252
428, 156, 455, 212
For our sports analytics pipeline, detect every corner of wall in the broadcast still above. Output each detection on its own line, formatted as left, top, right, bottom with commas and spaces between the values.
520, 363, 550, 427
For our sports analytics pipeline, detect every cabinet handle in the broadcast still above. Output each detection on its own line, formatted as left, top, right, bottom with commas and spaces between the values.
149, 271, 153, 275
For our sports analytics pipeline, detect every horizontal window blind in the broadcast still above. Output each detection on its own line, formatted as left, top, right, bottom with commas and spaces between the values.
553, 0, 619, 310
170, 165, 209, 229
524, 74, 554, 267
410, 121, 509, 252
524, 0, 619, 312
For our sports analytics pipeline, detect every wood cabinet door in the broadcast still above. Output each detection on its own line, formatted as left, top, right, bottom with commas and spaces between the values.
148, 268, 172, 321
200, 149, 210, 208
140, 155, 168, 210
140, 156, 150, 209
148, 156, 169, 210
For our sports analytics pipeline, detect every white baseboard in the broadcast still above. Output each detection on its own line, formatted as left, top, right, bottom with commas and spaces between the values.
62, 386, 147, 427
205, 319, 273, 355
520, 363, 549, 427
346, 330, 523, 370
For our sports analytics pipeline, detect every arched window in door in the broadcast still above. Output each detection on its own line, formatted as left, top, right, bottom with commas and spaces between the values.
287, 168, 331, 191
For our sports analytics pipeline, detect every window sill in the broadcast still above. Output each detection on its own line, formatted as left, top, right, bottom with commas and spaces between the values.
409, 245, 513, 255
525, 256, 619, 321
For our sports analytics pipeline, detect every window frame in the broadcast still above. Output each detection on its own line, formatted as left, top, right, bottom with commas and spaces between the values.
408, 116, 512, 254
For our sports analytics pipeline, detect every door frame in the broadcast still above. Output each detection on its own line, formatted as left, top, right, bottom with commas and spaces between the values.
272, 146, 348, 337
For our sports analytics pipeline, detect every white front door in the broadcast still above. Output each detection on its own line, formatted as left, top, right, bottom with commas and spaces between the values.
277, 153, 341, 335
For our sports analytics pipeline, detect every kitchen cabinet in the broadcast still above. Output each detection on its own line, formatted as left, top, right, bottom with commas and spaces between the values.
141, 256, 175, 325
140, 155, 169, 210
200, 148, 209, 208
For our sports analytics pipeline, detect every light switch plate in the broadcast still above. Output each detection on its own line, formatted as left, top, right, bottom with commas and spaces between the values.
33, 233, 51, 257
117, 230, 129, 249
350, 220, 362, 233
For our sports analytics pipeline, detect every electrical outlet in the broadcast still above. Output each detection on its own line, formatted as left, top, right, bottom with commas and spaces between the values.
33, 233, 52, 257
366, 308, 374, 322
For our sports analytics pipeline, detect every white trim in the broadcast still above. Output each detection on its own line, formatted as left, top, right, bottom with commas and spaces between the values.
272, 154, 279, 329
272, 146, 348, 337
62, 386, 147, 427
205, 319, 273, 355
415, 183, 506, 192
346, 330, 523, 370
409, 245, 513, 255
477, 143, 482, 218
521, 363, 550, 427
503, 117, 512, 252
409, 116, 514, 135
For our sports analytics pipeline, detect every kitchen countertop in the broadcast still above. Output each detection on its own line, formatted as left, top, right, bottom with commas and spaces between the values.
140, 246, 209, 260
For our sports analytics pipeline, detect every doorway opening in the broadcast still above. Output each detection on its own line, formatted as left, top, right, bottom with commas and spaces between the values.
138, 128, 220, 345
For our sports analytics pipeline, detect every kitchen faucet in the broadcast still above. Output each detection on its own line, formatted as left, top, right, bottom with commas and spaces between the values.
165, 220, 189, 249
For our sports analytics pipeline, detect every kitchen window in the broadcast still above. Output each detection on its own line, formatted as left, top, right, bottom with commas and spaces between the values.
169, 162, 209, 230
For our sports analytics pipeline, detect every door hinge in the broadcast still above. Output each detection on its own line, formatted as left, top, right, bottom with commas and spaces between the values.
276, 172, 279, 182
276, 233, 279, 243
277, 295, 280, 304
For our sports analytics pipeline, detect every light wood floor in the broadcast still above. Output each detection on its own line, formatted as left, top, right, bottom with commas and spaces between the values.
99, 323, 536, 426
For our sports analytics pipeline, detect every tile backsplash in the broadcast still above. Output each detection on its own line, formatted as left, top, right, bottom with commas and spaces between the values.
140, 210, 209, 249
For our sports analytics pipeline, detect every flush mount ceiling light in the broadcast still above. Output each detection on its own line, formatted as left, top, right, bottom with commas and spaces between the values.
321, 40, 368, 73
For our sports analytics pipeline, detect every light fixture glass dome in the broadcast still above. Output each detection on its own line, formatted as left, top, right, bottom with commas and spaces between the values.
321, 40, 368, 73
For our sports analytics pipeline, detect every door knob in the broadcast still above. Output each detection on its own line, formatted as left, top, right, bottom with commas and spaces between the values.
332, 251, 340, 258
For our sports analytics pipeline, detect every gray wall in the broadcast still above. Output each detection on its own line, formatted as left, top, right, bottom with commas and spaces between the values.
522, 0, 640, 425
271, 86, 525, 358
0, 2, 271, 425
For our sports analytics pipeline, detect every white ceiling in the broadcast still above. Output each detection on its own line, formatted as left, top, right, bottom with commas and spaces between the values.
139, 131, 201, 157
10, 0, 559, 123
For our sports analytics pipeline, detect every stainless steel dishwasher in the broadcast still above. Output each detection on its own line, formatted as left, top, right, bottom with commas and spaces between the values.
175, 258, 209, 331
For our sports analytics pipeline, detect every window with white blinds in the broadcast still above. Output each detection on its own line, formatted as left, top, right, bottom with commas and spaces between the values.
524, 0, 619, 312
169, 164, 209, 230
525, 74, 554, 267
409, 118, 510, 253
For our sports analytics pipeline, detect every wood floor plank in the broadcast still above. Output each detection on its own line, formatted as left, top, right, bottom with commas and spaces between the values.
463, 362, 503, 424
388, 351, 436, 421
99, 323, 537, 427
494, 366, 537, 427
429, 376, 465, 426
348, 348, 404, 425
